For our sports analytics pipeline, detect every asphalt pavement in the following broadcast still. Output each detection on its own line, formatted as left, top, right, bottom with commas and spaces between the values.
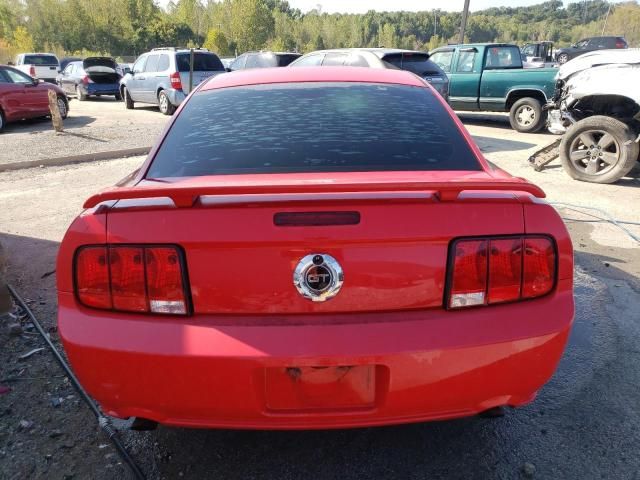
1, 117, 639, 479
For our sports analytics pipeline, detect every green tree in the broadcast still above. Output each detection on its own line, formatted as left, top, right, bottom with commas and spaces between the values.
229, 0, 275, 52
12, 26, 34, 51
203, 28, 230, 55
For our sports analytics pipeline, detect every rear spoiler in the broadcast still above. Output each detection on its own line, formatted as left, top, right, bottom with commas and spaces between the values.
83, 179, 545, 209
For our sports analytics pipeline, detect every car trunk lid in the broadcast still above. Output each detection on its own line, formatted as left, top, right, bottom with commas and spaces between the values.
99, 171, 539, 315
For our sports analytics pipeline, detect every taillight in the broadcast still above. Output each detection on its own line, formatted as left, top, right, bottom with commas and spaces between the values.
82, 75, 92, 85
170, 72, 183, 90
74, 245, 190, 315
446, 235, 555, 309
615, 40, 626, 48
29, 65, 36, 77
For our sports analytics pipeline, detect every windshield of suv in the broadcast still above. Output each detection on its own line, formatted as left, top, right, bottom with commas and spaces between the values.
147, 82, 480, 178
176, 53, 225, 72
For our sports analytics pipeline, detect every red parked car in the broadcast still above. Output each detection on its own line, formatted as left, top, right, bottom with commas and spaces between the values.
0, 65, 68, 132
57, 67, 574, 430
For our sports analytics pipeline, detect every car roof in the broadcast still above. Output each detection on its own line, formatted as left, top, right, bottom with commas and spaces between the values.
200, 66, 426, 91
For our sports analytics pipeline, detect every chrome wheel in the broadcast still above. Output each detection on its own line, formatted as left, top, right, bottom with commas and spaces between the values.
558, 54, 569, 64
516, 105, 536, 127
56, 98, 67, 118
568, 129, 620, 176
159, 93, 169, 113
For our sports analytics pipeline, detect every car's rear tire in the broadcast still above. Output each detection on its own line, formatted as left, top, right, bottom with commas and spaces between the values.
557, 53, 569, 64
114, 92, 122, 101
509, 97, 546, 133
158, 90, 176, 115
560, 115, 639, 184
123, 87, 134, 109
0, 109, 5, 133
56, 96, 68, 119
76, 85, 87, 101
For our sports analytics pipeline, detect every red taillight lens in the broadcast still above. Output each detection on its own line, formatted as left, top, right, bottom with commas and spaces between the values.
522, 237, 556, 299
110, 247, 147, 312
616, 40, 625, 48
447, 236, 555, 309
29, 65, 36, 77
145, 247, 187, 314
75, 247, 111, 309
82, 75, 91, 85
74, 245, 189, 315
170, 72, 183, 90
488, 238, 523, 304
449, 240, 488, 308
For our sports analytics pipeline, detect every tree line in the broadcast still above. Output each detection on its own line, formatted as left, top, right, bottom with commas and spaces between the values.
1, 0, 639, 62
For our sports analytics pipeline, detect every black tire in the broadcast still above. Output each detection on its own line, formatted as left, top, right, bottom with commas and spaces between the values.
123, 87, 134, 109
158, 90, 176, 115
76, 85, 87, 101
509, 97, 546, 133
557, 53, 569, 64
56, 96, 69, 119
114, 92, 122, 101
560, 115, 639, 184
0, 109, 5, 133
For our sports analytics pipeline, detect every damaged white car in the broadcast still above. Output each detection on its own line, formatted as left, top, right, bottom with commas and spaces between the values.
547, 49, 640, 183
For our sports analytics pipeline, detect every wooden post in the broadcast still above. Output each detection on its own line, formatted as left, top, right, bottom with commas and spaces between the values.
48, 89, 64, 133
459, 0, 471, 44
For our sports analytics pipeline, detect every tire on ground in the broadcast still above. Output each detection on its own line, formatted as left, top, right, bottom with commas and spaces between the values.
560, 115, 639, 184
158, 90, 176, 116
509, 97, 546, 133
123, 87, 134, 110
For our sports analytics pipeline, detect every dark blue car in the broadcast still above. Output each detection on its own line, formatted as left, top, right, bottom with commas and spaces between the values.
56, 57, 122, 101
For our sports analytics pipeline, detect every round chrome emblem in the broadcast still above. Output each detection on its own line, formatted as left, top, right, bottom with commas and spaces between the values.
293, 254, 344, 302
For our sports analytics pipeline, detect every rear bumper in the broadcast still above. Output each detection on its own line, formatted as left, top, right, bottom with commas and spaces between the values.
58, 279, 573, 430
164, 88, 186, 106
83, 83, 120, 96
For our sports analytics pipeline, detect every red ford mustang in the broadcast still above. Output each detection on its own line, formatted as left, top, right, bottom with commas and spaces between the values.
57, 67, 574, 430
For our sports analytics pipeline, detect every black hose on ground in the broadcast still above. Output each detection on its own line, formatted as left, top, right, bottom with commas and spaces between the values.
7, 284, 146, 480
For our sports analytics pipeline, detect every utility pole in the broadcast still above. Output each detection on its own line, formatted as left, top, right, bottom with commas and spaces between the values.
459, 0, 471, 44
602, 3, 612, 35
433, 10, 437, 38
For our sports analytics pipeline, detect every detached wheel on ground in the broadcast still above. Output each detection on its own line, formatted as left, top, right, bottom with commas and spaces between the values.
560, 115, 639, 184
509, 97, 546, 133
158, 90, 176, 115
56, 96, 69, 120
123, 87, 134, 109
557, 53, 569, 64
76, 85, 87, 101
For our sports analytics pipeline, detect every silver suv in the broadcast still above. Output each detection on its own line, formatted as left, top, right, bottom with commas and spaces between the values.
120, 48, 226, 115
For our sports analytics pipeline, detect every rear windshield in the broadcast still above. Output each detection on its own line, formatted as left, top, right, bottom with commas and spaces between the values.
276, 54, 301, 66
147, 83, 480, 178
176, 53, 225, 72
383, 54, 441, 76
24, 55, 58, 66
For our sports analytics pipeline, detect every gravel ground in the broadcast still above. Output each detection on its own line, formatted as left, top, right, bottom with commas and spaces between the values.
1, 118, 639, 479
0, 98, 168, 167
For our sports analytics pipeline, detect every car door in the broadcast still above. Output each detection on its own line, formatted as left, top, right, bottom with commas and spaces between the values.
3, 67, 47, 117
126, 55, 148, 102
140, 54, 159, 103
0, 68, 28, 121
448, 47, 481, 111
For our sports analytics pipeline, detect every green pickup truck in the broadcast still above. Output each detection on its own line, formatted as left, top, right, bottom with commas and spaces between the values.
429, 43, 557, 132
